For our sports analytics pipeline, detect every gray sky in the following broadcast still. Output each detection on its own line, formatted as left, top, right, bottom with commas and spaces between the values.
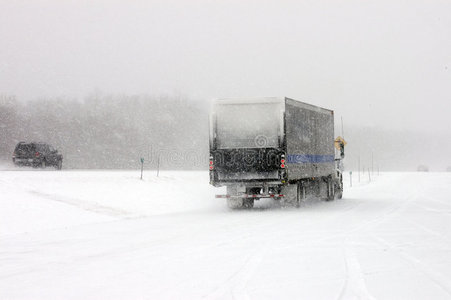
1, 0, 450, 133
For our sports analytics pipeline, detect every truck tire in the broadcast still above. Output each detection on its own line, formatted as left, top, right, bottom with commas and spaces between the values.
294, 182, 305, 208
335, 174, 343, 199
243, 199, 254, 209
326, 178, 335, 201
55, 160, 62, 170
335, 183, 343, 199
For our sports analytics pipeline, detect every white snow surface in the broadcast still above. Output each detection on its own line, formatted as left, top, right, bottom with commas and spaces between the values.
1, 168, 451, 299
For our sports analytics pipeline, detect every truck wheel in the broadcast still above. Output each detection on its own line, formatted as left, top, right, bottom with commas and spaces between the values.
326, 178, 335, 201
335, 183, 343, 199
295, 183, 305, 208
243, 199, 254, 209
335, 175, 343, 199
55, 160, 62, 170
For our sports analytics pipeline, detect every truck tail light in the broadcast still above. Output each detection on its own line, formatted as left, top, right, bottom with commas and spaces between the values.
209, 157, 214, 170
280, 155, 285, 168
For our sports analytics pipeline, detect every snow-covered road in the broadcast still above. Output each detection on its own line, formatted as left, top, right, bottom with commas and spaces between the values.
1, 169, 451, 299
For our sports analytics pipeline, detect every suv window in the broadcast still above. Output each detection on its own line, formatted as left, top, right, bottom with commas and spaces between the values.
15, 143, 35, 155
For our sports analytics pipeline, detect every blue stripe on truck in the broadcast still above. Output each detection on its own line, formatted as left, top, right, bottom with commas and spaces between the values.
287, 154, 335, 164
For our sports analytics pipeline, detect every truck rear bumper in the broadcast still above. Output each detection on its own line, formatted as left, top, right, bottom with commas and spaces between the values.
13, 158, 41, 166
211, 180, 283, 187
216, 193, 284, 199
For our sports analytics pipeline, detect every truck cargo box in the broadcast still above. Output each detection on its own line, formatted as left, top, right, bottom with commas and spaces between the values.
209, 97, 335, 185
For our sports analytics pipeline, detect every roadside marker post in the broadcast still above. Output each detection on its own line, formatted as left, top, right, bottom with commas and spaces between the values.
358, 156, 361, 182
156, 154, 160, 177
140, 157, 144, 180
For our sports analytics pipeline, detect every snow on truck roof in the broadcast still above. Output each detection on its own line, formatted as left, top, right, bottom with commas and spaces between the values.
213, 97, 333, 115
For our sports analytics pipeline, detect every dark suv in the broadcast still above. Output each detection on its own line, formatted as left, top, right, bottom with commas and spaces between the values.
13, 142, 63, 170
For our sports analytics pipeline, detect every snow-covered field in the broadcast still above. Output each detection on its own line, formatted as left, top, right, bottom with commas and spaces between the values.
1, 167, 451, 299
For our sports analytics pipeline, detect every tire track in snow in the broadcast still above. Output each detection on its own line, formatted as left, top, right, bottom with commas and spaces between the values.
198, 198, 396, 300
337, 239, 376, 300
202, 244, 268, 300
334, 188, 416, 300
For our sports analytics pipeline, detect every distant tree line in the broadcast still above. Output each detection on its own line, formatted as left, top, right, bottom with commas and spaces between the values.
0, 93, 210, 169
1, 93, 450, 171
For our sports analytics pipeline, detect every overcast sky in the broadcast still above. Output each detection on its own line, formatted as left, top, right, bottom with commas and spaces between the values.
1, 0, 450, 134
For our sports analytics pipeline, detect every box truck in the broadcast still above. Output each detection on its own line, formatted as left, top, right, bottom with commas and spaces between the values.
209, 97, 343, 208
